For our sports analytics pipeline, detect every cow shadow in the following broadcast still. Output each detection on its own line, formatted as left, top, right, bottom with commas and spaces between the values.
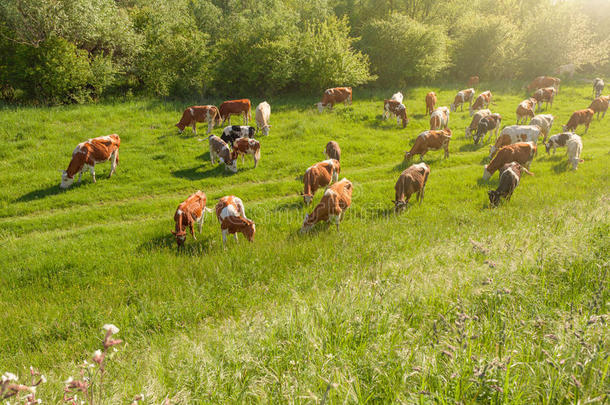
16, 183, 70, 202
459, 143, 486, 152
273, 199, 304, 212
552, 161, 570, 173
139, 233, 216, 255
412, 114, 427, 120
476, 177, 497, 188
364, 118, 402, 131
171, 163, 234, 180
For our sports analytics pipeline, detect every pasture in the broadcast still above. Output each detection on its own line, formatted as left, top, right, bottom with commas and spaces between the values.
0, 83, 608, 403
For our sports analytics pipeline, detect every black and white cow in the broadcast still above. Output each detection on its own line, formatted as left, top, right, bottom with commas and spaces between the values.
220, 125, 256, 147
545, 132, 578, 155
593, 78, 604, 100
488, 162, 533, 207
474, 113, 502, 144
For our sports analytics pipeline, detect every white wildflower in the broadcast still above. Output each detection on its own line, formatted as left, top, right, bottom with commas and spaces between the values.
102, 324, 120, 335
2, 372, 18, 383
40, 375, 47, 384
65, 376, 73, 384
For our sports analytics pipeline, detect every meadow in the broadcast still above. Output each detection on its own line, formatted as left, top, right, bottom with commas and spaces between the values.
0, 82, 608, 403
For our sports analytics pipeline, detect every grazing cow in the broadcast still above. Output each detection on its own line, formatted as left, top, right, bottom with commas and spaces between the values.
231, 138, 261, 168
556, 64, 576, 78
450, 88, 475, 112
404, 129, 452, 161
383, 99, 409, 128
468, 76, 480, 88
474, 113, 502, 144
206, 135, 237, 172
516, 98, 537, 124
566, 136, 584, 170
175, 105, 221, 135
325, 141, 341, 161
545, 132, 578, 155
302, 159, 341, 205
489, 125, 542, 158
171, 191, 212, 248
430, 107, 450, 130
316, 87, 352, 112
393, 162, 430, 213
255, 101, 271, 136
425, 92, 437, 115
220, 125, 255, 147
301, 178, 352, 232
470, 91, 492, 116
465, 109, 491, 139
562, 109, 594, 134
533, 87, 556, 111
60, 134, 120, 189
215, 196, 255, 246
529, 114, 554, 142
593, 78, 604, 99
483, 142, 536, 180
219, 99, 251, 126
588, 95, 609, 119
488, 162, 533, 208
527, 76, 561, 94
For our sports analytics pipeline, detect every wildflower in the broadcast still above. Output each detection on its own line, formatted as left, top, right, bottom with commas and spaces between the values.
65, 377, 74, 384
102, 324, 120, 335
92, 350, 104, 365
2, 372, 18, 383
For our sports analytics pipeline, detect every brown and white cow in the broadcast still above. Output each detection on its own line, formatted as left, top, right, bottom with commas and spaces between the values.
474, 113, 502, 144
255, 101, 271, 136
316, 87, 352, 112
383, 99, 409, 128
219, 99, 251, 126
489, 125, 542, 158
176, 105, 221, 135
325, 141, 341, 161
488, 162, 533, 208
60, 134, 120, 189
562, 109, 594, 134
393, 162, 430, 213
215, 196, 255, 246
529, 114, 554, 142
588, 96, 609, 120
404, 129, 452, 161
171, 191, 213, 247
468, 76, 480, 88
470, 91, 492, 116
483, 142, 536, 180
533, 87, 556, 111
465, 109, 491, 139
450, 88, 475, 112
566, 136, 584, 170
425, 92, 437, 115
206, 135, 237, 172
516, 98, 537, 124
231, 138, 261, 168
430, 107, 450, 130
545, 132, 578, 155
302, 159, 341, 205
593, 78, 604, 99
300, 178, 352, 232
527, 76, 560, 94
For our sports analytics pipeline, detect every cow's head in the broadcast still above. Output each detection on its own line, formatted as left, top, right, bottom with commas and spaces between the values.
393, 200, 407, 214
450, 103, 456, 112
171, 230, 187, 247
248, 127, 256, 138
303, 193, 313, 205
300, 213, 314, 233
175, 123, 185, 132
261, 125, 271, 136
482, 165, 492, 180
242, 219, 256, 242
488, 190, 501, 208
59, 170, 74, 189
219, 156, 237, 173
404, 151, 412, 161
315, 102, 324, 113
545, 141, 553, 154
562, 124, 568, 132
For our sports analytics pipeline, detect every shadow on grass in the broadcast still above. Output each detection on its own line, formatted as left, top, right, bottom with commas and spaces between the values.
171, 163, 235, 180
476, 177, 497, 188
552, 161, 570, 173
15, 184, 66, 202
139, 233, 216, 255
364, 118, 404, 131
459, 143, 486, 152
272, 199, 304, 212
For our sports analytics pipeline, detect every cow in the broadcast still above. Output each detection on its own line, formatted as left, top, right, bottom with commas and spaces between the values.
483, 142, 536, 180
527, 76, 560, 94
430, 107, 450, 130
489, 125, 542, 158
425, 92, 437, 115
593, 78, 604, 99
215, 195, 255, 246
325, 141, 341, 161
450, 88, 475, 112
231, 138, 260, 168
383, 99, 409, 128
488, 162, 533, 208
219, 99, 251, 126
556, 64, 576, 78
175, 105, 221, 135
60, 134, 120, 189
529, 114, 554, 142
206, 135, 237, 172
465, 109, 491, 139
300, 178, 352, 233
302, 159, 341, 205
255, 101, 271, 136
468, 76, 480, 88
393, 162, 430, 213
171, 191, 213, 248
562, 109, 594, 134
470, 91, 492, 116
566, 136, 583, 170
533, 87, 556, 111
588, 95, 609, 119
316, 87, 352, 112
516, 98, 537, 124
545, 132, 578, 155
404, 129, 452, 162
474, 113, 502, 144
220, 125, 255, 147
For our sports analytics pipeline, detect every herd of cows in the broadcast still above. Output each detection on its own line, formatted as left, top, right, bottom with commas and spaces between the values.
57, 76, 608, 248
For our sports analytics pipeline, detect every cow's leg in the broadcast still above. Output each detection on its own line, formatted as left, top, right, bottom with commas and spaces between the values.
241, 154, 245, 164
192, 122, 197, 135
207, 119, 213, 134
584, 123, 589, 134
90, 166, 96, 183
197, 215, 204, 234
222, 229, 228, 246
444, 144, 449, 159
233, 233, 238, 242
603, 110, 606, 119
190, 224, 196, 240
77, 170, 83, 184
109, 151, 118, 177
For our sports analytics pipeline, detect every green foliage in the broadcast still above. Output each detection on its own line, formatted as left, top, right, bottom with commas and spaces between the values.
360, 13, 449, 86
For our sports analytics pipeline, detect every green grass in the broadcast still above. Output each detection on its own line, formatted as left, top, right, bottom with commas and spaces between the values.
0, 83, 608, 403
